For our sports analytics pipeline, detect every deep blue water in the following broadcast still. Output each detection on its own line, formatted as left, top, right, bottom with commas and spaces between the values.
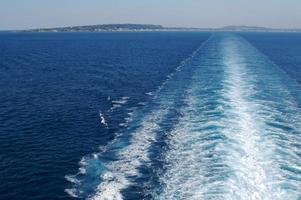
0, 32, 301, 200
240, 32, 301, 84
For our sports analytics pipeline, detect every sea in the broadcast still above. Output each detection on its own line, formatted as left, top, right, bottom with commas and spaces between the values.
0, 32, 301, 200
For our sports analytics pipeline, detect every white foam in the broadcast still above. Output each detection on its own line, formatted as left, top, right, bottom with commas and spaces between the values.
122, 111, 135, 124
118, 123, 126, 127
99, 112, 108, 128
156, 87, 220, 199
65, 189, 79, 198
110, 104, 122, 110
138, 102, 147, 106
110, 97, 130, 111
65, 175, 81, 185
111, 97, 129, 105
92, 153, 99, 159
78, 157, 87, 175
90, 172, 126, 200
79, 167, 86, 175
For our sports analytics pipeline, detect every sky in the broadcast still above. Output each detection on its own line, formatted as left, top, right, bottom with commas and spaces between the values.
0, 0, 301, 30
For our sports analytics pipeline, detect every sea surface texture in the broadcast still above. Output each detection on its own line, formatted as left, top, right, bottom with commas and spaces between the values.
0, 32, 301, 200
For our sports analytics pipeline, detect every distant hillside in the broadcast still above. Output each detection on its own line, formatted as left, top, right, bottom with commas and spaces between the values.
23, 24, 164, 32
21, 24, 301, 32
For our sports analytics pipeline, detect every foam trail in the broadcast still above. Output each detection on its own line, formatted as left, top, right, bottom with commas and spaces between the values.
155, 36, 230, 199
221, 36, 301, 199
219, 37, 280, 199
89, 37, 214, 200
156, 35, 301, 200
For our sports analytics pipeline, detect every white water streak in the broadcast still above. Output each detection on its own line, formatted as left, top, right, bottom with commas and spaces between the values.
90, 35, 214, 200
220, 38, 281, 199
91, 106, 169, 200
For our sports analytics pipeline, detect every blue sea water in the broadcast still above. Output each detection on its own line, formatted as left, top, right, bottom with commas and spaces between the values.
0, 32, 301, 200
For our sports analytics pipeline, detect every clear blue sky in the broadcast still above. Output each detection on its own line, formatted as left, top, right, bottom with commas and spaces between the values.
1, 0, 301, 30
